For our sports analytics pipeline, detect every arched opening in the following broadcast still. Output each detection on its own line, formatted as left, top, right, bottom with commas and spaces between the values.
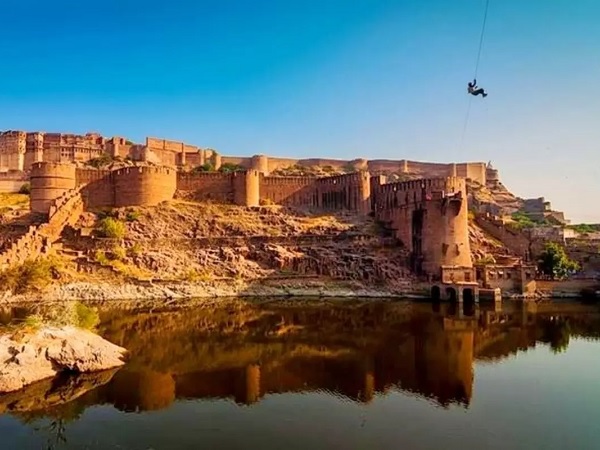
446, 287, 457, 302
431, 285, 441, 301
463, 288, 475, 303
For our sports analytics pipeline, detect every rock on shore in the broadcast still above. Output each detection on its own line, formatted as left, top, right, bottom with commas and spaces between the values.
0, 326, 126, 394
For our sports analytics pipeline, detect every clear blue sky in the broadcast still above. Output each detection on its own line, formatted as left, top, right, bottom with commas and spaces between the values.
1, 0, 599, 222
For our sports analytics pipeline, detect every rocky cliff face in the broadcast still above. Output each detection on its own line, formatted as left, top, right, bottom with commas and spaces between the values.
0, 326, 126, 393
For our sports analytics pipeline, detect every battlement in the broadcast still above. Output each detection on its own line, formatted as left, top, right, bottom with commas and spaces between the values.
260, 175, 315, 186
113, 166, 176, 177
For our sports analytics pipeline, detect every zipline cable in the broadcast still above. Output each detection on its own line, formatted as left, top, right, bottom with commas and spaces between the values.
461, 0, 490, 149
474, 0, 491, 79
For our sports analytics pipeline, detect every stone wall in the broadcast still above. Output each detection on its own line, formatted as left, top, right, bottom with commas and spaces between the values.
0, 187, 84, 269
0, 172, 28, 193
114, 166, 177, 208
176, 172, 234, 203
77, 168, 115, 209
259, 176, 316, 206
475, 215, 531, 259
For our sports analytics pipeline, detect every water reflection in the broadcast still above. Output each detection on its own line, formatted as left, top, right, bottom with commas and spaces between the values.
1, 300, 599, 421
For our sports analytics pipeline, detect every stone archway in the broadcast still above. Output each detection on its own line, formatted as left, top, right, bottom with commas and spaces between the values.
463, 288, 475, 304
431, 285, 441, 301
445, 287, 457, 302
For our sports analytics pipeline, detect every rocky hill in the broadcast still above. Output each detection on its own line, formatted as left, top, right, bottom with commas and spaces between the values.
47, 201, 416, 297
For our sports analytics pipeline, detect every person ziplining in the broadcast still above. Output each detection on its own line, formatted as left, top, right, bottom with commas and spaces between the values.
467, 79, 487, 97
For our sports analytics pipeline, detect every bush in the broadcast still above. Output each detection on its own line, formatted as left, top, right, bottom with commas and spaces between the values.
125, 210, 141, 222
219, 163, 244, 173
94, 249, 110, 265
86, 154, 114, 169
98, 217, 126, 239
18, 183, 31, 195
127, 243, 143, 257
111, 245, 127, 260
0, 258, 58, 294
191, 162, 215, 173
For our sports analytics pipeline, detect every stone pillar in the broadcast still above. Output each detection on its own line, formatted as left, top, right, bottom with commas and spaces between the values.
180, 143, 186, 167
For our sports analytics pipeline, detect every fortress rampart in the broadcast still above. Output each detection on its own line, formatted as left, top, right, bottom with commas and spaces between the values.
113, 166, 177, 208
25, 162, 473, 277
0, 130, 493, 189
373, 176, 472, 276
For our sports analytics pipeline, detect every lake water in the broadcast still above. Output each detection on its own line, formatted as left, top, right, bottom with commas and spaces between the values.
1, 299, 599, 450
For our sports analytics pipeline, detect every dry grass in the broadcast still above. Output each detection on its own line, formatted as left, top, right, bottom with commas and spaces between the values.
0, 193, 29, 209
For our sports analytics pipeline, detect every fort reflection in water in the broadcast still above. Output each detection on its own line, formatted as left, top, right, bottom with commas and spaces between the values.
1, 299, 598, 420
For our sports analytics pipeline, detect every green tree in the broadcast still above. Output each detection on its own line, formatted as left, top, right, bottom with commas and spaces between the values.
191, 162, 214, 173
538, 242, 579, 280
218, 162, 244, 173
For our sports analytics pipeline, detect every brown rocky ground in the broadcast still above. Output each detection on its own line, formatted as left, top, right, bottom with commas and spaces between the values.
468, 180, 522, 216
51, 201, 415, 295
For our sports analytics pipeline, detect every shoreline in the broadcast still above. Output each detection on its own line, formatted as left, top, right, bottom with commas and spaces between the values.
1, 279, 424, 304
1, 279, 595, 304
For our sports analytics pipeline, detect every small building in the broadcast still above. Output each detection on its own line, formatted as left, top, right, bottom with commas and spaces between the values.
475, 263, 537, 295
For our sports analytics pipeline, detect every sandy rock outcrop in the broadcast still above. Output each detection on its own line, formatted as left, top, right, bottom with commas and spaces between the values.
0, 326, 126, 393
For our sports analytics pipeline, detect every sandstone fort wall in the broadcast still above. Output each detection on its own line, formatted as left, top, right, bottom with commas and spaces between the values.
77, 169, 115, 209
177, 172, 234, 203
23, 162, 478, 278
114, 166, 177, 207
0, 172, 28, 193
259, 176, 316, 206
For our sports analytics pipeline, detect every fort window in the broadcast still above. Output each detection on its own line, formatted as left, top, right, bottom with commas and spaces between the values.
464, 271, 472, 282
507, 272, 512, 279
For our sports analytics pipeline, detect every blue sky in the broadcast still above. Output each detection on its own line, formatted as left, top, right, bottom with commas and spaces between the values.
1, 0, 599, 222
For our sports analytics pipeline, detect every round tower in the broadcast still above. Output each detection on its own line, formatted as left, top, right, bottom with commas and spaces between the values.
30, 162, 77, 214
233, 170, 260, 207
113, 166, 177, 207
211, 152, 222, 171
250, 154, 269, 175
422, 177, 472, 274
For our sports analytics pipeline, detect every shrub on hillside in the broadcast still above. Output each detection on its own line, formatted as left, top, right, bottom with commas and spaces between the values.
18, 183, 31, 194
0, 258, 59, 294
98, 217, 126, 239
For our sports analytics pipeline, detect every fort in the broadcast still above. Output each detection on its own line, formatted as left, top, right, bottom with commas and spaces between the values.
0, 129, 593, 301
0, 130, 490, 184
